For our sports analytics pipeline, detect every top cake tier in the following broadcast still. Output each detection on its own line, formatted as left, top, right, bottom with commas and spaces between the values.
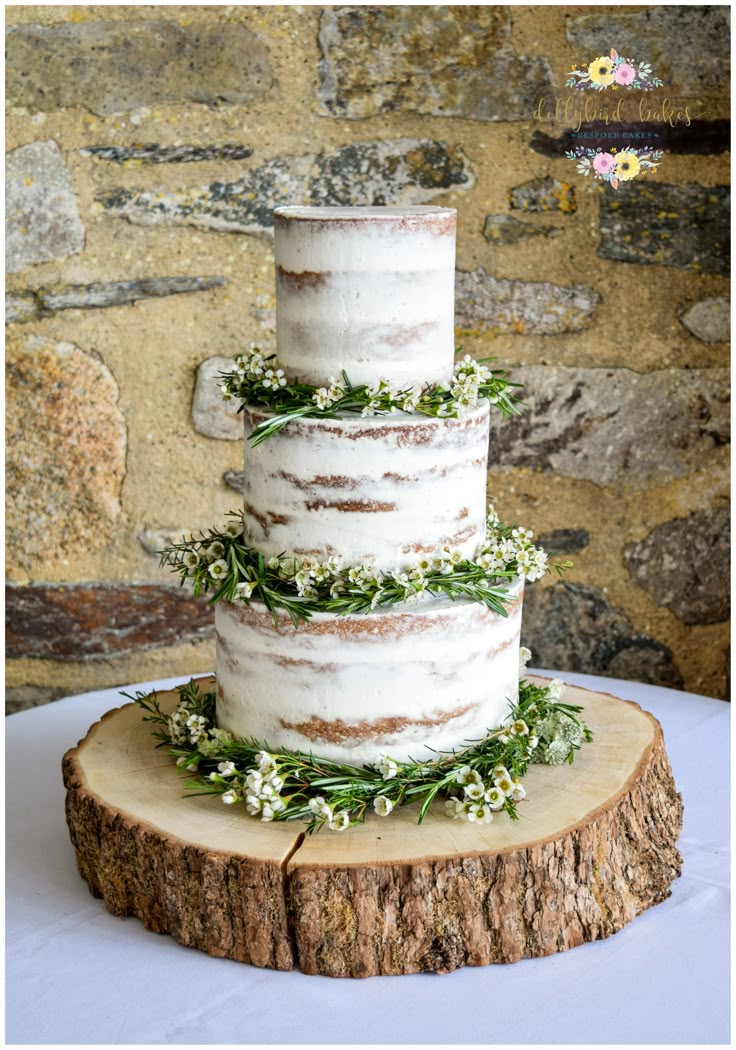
274, 206, 457, 389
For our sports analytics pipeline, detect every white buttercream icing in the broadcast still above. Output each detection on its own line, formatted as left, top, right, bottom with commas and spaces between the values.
215, 206, 528, 767
274, 205, 456, 387
242, 402, 490, 568
216, 583, 524, 766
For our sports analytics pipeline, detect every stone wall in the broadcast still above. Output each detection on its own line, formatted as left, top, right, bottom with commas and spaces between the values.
5, 4, 730, 711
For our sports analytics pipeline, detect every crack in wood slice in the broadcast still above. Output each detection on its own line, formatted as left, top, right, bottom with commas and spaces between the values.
62, 679, 683, 977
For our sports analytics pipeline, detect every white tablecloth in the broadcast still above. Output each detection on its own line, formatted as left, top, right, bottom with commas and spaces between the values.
5, 670, 730, 1045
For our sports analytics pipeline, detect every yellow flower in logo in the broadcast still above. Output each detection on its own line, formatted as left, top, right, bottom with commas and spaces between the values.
614, 151, 641, 181
588, 56, 615, 86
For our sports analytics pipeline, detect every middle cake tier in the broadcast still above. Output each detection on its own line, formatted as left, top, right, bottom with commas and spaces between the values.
242, 402, 490, 568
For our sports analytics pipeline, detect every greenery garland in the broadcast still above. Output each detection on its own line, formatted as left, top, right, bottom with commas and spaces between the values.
220, 345, 524, 446
129, 665, 592, 834
160, 507, 570, 627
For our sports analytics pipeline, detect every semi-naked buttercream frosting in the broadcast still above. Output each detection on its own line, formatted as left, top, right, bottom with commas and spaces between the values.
274, 205, 456, 389
216, 581, 523, 766
241, 402, 489, 569
216, 205, 524, 764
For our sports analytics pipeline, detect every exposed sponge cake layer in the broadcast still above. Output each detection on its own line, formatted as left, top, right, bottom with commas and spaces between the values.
242, 401, 490, 569
274, 205, 456, 388
216, 583, 523, 766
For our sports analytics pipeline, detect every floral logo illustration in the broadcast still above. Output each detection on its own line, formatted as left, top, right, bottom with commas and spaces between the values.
564, 47, 665, 187
568, 145, 664, 190
566, 49, 664, 92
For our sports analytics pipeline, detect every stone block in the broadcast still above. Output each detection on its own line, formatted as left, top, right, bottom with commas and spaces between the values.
536, 529, 590, 556
6, 21, 272, 115
81, 144, 254, 164
98, 140, 474, 235
318, 6, 553, 120
6, 337, 126, 570
521, 581, 683, 689
566, 6, 730, 96
624, 507, 730, 625
138, 528, 197, 556
455, 269, 599, 335
483, 215, 563, 245
510, 177, 576, 214
6, 276, 227, 324
5, 583, 214, 660
679, 297, 730, 344
5, 685, 70, 715
488, 367, 730, 488
223, 470, 245, 492
598, 183, 729, 274
192, 357, 244, 440
6, 140, 85, 273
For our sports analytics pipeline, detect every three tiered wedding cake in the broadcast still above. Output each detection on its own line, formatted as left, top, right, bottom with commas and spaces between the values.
212, 206, 533, 765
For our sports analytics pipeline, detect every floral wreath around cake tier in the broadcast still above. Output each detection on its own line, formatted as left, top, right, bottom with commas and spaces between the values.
129, 657, 592, 833
160, 506, 570, 626
220, 345, 523, 446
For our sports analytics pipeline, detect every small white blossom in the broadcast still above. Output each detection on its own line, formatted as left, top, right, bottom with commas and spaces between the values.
494, 774, 515, 797
510, 782, 526, 802
224, 520, 243, 538
182, 549, 200, 569
266, 773, 284, 793
518, 646, 532, 674
206, 541, 225, 560
510, 719, 529, 737
262, 367, 287, 390
445, 796, 465, 819
465, 801, 493, 825
245, 770, 264, 793
256, 751, 277, 775
373, 795, 394, 817
547, 679, 565, 701
463, 781, 485, 801
209, 558, 228, 580
217, 761, 237, 777
484, 786, 506, 810
327, 377, 343, 401
329, 811, 351, 832
185, 714, 208, 744
222, 790, 238, 805
377, 756, 399, 780
245, 794, 262, 815
234, 581, 255, 600
308, 796, 333, 822
313, 387, 334, 410
455, 765, 481, 786
261, 798, 286, 822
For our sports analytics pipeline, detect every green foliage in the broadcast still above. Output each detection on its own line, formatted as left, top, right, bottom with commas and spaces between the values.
128, 676, 592, 833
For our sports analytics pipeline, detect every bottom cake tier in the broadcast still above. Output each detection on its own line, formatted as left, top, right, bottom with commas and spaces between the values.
215, 580, 524, 765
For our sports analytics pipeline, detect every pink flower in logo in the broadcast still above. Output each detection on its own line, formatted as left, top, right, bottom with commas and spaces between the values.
614, 62, 636, 85
593, 152, 616, 175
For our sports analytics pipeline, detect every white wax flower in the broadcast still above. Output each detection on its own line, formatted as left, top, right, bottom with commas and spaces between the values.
373, 795, 394, 817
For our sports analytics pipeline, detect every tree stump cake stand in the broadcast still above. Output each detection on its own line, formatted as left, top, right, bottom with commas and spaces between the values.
62, 678, 683, 978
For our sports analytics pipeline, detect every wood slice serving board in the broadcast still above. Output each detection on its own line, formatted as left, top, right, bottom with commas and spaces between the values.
62, 678, 683, 978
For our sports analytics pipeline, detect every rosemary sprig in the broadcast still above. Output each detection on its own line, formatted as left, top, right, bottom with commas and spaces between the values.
128, 676, 592, 833
158, 510, 566, 627
219, 346, 524, 446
